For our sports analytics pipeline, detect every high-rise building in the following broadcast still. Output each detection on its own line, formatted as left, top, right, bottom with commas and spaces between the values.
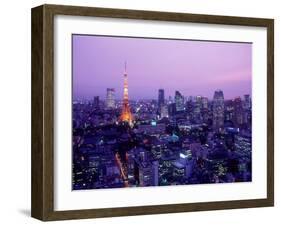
120, 62, 134, 124
106, 88, 115, 108
202, 97, 208, 109
201, 97, 209, 123
168, 103, 177, 116
160, 105, 169, 118
168, 96, 173, 104
194, 95, 202, 123
213, 90, 225, 130
194, 96, 202, 110
151, 161, 159, 186
175, 90, 185, 112
234, 97, 243, 126
244, 94, 251, 110
158, 89, 165, 112
225, 100, 234, 122
93, 96, 99, 109
243, 94, 251, 125
186, 97, 193, 110
138, 161, 159, 187
139, 163, 152, 187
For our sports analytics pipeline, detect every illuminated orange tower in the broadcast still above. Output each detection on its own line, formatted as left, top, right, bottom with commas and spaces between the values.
120, 62, 134, 124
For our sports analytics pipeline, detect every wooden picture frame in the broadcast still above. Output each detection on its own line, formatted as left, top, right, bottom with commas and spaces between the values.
31, 4, 274, 221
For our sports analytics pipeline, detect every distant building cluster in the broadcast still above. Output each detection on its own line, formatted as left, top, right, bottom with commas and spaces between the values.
72, 67, 252, 190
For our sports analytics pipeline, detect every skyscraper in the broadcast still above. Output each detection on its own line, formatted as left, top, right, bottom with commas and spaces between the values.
234, 97, 243, 126
93, 96, 99, 109
175, 90, 184, 112
202, 97, 208, 109
186, 96, 193, 113
213, 90, 224, 130
168, 96, 173, 104
158, 89, 165, 112
194, 95, 202, 123
151, 161, 159, 186
168, 103, 176, 116
225, 100, 235, 122
106, 88, 115, 108
160, 105, 169, 118
120, 62, 134, 124
243, 94, 251, 125
244, 94, 251, 110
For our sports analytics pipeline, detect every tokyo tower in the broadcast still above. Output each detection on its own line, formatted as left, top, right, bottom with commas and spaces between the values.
119, 62, 134, 125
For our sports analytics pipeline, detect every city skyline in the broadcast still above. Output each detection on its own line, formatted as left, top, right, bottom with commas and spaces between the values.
73, 35, 252, 100
75, 88, 251, 102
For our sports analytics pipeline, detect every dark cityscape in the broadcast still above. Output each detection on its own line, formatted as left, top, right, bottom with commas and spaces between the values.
72, 65, 252, 190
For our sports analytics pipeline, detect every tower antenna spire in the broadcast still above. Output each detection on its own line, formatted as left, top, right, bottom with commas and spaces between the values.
120, 61, 133, 125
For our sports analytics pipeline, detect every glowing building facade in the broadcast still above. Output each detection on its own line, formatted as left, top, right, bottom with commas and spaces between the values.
106, 88, 115, 108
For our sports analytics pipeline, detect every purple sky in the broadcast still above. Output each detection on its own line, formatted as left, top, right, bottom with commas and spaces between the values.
73, 35, 252, 100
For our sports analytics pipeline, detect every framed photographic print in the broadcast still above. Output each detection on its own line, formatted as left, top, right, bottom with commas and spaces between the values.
31, 4, 274, 221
